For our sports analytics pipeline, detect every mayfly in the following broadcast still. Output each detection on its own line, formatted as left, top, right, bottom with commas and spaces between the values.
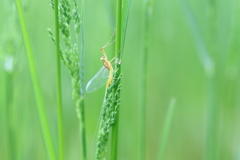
86, 32, 116, 93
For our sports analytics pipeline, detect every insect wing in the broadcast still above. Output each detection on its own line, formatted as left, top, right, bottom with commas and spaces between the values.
102, 66, 109, 78
86, 66, 109, 93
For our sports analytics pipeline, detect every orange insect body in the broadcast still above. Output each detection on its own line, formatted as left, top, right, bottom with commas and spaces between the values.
100, 48, 113, 87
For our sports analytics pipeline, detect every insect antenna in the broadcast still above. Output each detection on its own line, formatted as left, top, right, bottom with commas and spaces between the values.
101, 28, 116, 49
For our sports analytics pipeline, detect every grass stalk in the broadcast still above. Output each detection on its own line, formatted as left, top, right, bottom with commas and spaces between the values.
206, 73, 216, 160
206, 2, 217, 159
157, 98, 176, 160
139, 0, 153, 159
49, 0, 87, 158
15, 0, 57, 159
54, 0, 64, 159
79, 0, 87, 158
78, 101, 87, 160
110, 0, 122, 159
179, 1, 216, 159
4, 71, 16, 160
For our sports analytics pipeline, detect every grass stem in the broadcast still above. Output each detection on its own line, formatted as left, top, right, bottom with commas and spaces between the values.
79, 102, 87, 160
139, 0, 153, 159
5, 71, 16, 160
206, 2, 217, 159
179, 1, 217, 159
54, 0, 64, 159
110, 0, 122, 159
79, 0, 87, 158
15, 0, 57, 159
157, 98, 176, 160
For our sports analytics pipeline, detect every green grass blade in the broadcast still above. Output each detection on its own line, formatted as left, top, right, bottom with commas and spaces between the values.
120, 0, 131, 58
15, 0, 57, 159
79, 0, 87, 158
54, 0, 64, 159
158, 98, 176, 160
179, 0, 214, 74
111, 0, 123, 160
178, 1, 217, 160
110, 0, 123, 159
4, 71, 16, 160
110, 0, 131, 159
139, 0, 153, 159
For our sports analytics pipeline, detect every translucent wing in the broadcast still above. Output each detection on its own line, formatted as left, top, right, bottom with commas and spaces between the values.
86, 66, 109, 93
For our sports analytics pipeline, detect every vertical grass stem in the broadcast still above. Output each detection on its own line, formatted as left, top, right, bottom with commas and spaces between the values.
54, 0, 64, 159
157, 98, 176, 160
110, 0, 122, 159
5, 71, 16, 160
139, 0, 153, 159
80, 0, 87, 158
15, 0, 57, 159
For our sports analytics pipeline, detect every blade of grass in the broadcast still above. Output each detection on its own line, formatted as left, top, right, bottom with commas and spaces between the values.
110, 0, 131, 159
179, 0, 213, 72
15, 0, 57, 159
0, 69, 7, 159
178, 1, 217, 160
4, 70, 16, 160
53, 0, 64, 159
79, 0, 87, 158
110, 0, 122, 159
157, 98, 176, 160
120, 0, 131, 58
139, 0, 153, 159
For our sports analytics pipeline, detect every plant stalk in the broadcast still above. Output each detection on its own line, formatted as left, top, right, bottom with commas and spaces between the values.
157, 98, 176, 160
110, 0, 122, 159
206, 1, 217, 159
139, 0, 152, 159
79, 0, 87, 159
15, 0, 57, 159
78, 100, 87, 160
54, 0, 64, 159
5, 71, 16, 160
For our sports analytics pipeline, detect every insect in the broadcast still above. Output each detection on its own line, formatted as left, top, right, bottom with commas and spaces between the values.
86, 32, 116, 93
86, 48, 114, 93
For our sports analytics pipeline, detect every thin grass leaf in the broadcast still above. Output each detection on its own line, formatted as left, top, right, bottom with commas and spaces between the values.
158, 98, 176, 160
5, 69, 16, 160
79, 0, 87, 158
109, 0, 124, 159
53, 0, 64, 159
109, 0, 131, 159
139, 0, 153, 159
120, 0, 131, 59
15, 0, 57, 159
178, 1, 217, 160
178, 0, 214, 75
1, 2, 22, 159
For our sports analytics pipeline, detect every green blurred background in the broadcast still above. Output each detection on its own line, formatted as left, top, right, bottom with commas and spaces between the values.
1, 0, 240, 159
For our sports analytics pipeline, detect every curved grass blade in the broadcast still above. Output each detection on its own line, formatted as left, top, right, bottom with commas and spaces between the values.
15, 0, 57, 159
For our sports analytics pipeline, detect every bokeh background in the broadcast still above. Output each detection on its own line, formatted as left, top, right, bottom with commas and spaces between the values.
1, 0, 240, 159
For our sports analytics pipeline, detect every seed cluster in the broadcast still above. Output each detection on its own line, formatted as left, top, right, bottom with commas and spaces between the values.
96, 69, 122, 159
48, 0, 83, 119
